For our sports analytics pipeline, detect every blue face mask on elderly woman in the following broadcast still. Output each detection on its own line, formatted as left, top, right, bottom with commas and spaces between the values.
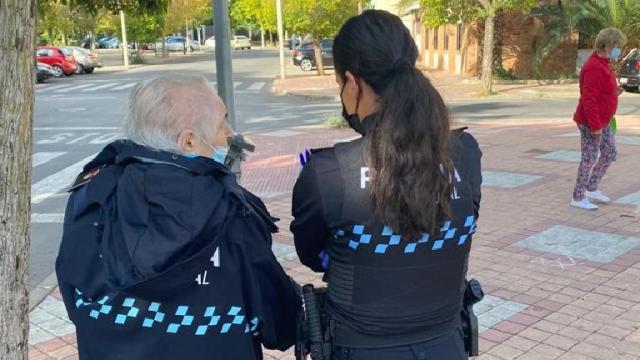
609, 47, 622, 60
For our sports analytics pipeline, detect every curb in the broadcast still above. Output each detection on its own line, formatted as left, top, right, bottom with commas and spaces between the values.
462, 78, 579, 85
270, 86, 340, 102
30, 272, 58, 311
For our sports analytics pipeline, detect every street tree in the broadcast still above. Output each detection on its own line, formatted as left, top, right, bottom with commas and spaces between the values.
418, 0, 538, 95
37, 0, 76, 45
63, 0, 169, 15
122, 11, 165, 45
286, 0, 359, 75
0, 0, 37, 359
164, 0, 211, 36
230, 0, 276, 45
534, 0, 640, 71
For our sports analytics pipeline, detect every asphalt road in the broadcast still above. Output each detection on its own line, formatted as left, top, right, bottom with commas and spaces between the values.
30, 49, 639, 290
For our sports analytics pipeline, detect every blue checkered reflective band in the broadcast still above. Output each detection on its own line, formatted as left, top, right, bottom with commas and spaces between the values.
336, 216, 477, 254
73, 289, 260, 336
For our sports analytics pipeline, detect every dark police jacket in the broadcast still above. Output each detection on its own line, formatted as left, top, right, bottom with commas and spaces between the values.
56, 140, 301, 360
291, 129, 482, 348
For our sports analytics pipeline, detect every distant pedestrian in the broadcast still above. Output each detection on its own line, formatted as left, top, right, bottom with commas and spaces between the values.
571, 27, 626, 210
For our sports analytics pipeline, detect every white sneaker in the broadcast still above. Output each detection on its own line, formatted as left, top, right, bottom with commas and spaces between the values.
570, 198, 599, 210
586, 190, 611, 204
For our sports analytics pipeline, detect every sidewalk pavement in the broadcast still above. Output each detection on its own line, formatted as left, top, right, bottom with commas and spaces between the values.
271, 70, 588, 102
29, 117, 640, 359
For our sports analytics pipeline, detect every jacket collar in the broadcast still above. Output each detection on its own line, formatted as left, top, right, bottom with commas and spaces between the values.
84, 140, 232, 177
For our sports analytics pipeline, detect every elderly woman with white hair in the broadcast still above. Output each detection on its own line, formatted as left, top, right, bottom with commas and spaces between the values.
56, 74, 301, 359
571, 27, 627, 210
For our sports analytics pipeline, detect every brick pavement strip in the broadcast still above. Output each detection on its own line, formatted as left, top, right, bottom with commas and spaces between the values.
30, 119, 640, 359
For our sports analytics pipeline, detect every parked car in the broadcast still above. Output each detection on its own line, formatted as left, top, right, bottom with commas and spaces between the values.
231, 35, 251, 50
81, 38, 99, 49
140, 43, 155, 50
619, 48, 639, 92
64, 46, 102, 74
164, 37, 201, 52
292, 39, 334, 72
97, 36, 120, 49
204, 36, 216, 50
36, 62, 55, 83
36, 46, 77, 77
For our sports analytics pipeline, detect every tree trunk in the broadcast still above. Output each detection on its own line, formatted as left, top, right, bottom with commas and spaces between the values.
314, 39, 325, 76
269, 31, 273, 46
358, 0, 364, 14
0, 0, 36, 359
260, 25, 265, 48
480, 10, 496, 95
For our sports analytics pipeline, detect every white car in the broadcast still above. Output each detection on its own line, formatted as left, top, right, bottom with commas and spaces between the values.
204, 36, 216, 50
231, 35, 251, 50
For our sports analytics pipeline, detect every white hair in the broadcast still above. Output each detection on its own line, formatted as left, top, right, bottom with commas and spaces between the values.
123, 74, 223, 153
595, 27, 627, 51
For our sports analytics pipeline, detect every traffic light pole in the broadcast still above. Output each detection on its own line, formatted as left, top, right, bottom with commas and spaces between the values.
213, 0, 236, 128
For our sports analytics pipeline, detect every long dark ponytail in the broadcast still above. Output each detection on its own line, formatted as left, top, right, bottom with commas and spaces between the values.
333, 10, 453, 239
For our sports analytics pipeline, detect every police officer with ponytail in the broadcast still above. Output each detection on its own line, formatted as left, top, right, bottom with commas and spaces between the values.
291, 10, 482, 360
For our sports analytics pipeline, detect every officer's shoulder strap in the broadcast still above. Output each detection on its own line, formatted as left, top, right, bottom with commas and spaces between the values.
68, 164, 108, 192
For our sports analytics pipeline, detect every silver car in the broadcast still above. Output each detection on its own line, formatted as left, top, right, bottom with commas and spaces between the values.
64, 46, 102, 74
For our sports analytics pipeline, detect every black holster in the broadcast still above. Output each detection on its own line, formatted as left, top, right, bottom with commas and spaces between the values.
296, 285, 333, 360
461, 279, 484, 357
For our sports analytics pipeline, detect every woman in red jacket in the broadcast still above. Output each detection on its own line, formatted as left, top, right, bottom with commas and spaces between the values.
571, 27, 626, 210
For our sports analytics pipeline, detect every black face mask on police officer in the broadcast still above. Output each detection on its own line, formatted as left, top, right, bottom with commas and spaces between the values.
340, 79, 365, 136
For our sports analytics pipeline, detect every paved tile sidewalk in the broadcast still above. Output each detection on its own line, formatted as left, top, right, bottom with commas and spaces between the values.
271, 70, 591, 102
29, 119, 640, 359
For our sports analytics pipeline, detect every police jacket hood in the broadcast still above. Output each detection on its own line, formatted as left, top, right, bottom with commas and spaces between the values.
74, 140, 246, 291
56, 140, 300, 360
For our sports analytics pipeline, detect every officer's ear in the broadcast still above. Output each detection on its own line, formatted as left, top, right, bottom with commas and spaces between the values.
178, 129, 197, 153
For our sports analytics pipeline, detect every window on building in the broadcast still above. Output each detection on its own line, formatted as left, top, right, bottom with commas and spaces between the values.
444, 24, 449, 51
433, 27, 439, 49
456, 23, 464, 51
425, 29, 429, 49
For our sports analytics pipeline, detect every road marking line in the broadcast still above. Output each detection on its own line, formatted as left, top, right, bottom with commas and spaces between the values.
32, 152, 66, 167
55, 83, 98, 93
111, 82, 137, 90
39, 96, 117, 101
31, 213, 65, 224
233, 81, 242, 88
83, 83, 121, 91
34, 127, 119, 131
36, 84, 70, 92
31, 154, 96, 204
247, 82, 266, 91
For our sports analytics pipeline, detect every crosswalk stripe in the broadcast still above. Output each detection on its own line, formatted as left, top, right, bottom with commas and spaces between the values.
55, 83, 98, 93
111, 83, 137, 90
31, 154, 96, 204
84, 83, 121, 91
32, 152, 66, 167
233, 82, 242, 89
247, 82, 266, 91
36, 84, 69, 92
31, 213, 65, 224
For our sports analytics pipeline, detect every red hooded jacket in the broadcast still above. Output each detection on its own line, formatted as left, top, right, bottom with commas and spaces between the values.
574, 53, 619, 131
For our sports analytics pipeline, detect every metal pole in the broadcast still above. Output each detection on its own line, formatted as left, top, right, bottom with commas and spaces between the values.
197, 25, 202, 45
214, 0, 237, 128
276, 0, 285, 80
119, 10, 129, 68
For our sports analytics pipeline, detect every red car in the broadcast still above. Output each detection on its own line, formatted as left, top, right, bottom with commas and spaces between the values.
36, 46, 77, 77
